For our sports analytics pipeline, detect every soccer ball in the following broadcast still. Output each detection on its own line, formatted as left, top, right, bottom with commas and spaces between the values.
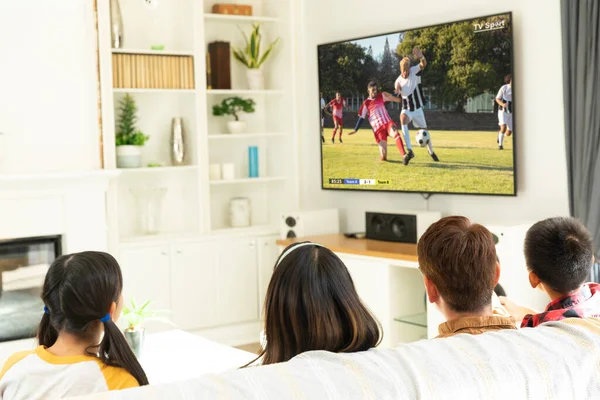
415, 129, 430, 147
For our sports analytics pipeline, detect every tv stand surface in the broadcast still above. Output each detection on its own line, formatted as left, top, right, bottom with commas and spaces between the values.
276, 234, 418, 265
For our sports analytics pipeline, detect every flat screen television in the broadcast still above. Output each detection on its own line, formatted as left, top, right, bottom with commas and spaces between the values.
318, 12, 515, 196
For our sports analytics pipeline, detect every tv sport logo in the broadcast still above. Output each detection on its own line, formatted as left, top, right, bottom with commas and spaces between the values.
473, 19, 506, 33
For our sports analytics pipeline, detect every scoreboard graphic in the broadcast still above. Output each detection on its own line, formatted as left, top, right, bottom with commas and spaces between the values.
328, 179, 391, 186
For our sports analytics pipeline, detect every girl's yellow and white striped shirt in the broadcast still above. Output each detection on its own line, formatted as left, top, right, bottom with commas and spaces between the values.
0, 346, 138, 399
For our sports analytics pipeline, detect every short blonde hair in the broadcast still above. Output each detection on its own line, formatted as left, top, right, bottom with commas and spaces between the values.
400, 57, 411, 73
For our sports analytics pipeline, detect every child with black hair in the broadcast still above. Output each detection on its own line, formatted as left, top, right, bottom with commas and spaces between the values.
249, 241, 382, 366
0, 251, 148, 399
500, 217, 600, 327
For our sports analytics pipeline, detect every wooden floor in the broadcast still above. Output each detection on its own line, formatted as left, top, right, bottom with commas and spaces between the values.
235, 342, 261, 354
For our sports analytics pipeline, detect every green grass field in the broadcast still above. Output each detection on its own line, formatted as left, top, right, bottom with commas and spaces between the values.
322, 129, 515, 195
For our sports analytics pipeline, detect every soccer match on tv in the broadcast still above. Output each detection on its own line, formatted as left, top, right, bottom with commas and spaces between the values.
318, 12, 515, 196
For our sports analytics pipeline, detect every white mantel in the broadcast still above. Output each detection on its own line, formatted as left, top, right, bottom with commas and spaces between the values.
0, 170, 120, 254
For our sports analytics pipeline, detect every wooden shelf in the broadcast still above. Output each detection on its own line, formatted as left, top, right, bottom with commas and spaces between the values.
207, 89, 284, 95
276, 234, 419, 263
113, 88, 196, 94
111, 48, 195, 57
208, 133, 288, 140
204, 14, 279, 23
118, 166, 198, 174
210, 177, 288, 185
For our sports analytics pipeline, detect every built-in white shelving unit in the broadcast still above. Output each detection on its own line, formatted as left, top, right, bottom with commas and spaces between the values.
98, 0, 299, 240
96, 0, 299, 343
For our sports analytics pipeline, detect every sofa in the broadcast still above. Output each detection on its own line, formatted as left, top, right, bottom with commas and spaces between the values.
71, 318, 600, 399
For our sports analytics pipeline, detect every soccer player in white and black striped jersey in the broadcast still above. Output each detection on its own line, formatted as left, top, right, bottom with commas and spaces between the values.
495, 74, 512, 150
394, 46, 439, 162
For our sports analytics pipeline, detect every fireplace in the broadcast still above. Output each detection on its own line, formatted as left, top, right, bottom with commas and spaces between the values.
0, 235, 62, 341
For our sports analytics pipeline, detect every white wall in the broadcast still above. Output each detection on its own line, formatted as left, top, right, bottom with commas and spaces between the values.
0, 0, 100, 174
298, 0, 569, 232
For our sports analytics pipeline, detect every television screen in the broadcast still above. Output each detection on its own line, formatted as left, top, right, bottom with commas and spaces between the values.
318, 12, 515, 196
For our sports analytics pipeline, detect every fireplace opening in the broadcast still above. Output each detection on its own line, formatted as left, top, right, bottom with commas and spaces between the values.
0, 235, 62, 342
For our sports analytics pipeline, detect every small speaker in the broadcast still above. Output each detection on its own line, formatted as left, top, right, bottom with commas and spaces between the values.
365, 211, 441, 243
280, 209, 340, 239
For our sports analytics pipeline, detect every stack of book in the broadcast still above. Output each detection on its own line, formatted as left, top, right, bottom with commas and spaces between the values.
112, 53, 195, 89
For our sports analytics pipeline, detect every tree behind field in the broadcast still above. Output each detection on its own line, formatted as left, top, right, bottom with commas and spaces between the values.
397, 14, 512, 112
318, 42, 378, 98
378, 38, 398, 92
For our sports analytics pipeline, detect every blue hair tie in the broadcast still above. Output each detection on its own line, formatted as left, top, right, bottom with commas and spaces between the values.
43, 306, 50, 315
99, 313, 111, 323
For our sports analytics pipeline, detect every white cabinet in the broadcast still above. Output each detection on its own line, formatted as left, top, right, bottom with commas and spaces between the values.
257, 236, 280, 319
119, 245, 171, 319
216, 237, 259, 325
119, 234, 275, 333
170, 240, 218, 330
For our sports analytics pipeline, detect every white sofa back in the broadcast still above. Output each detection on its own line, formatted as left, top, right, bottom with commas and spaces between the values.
73, 318, 600, 399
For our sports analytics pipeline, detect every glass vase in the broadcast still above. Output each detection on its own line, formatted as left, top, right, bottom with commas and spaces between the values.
131, 187, 167, 235
110, 0, 124, 49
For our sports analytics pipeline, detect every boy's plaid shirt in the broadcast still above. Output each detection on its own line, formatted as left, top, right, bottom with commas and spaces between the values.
521, 283, 600, 328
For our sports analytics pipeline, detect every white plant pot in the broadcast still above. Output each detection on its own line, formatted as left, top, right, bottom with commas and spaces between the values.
116, 145, 143, 168
246, 69, 264, 90
227, 121, 247, 134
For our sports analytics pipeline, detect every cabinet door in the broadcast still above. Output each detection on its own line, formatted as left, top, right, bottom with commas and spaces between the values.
216, 237, 259, 325
339, 256, 392, 347
257, 236, 280, 319
170, 240, 218, 330
119, 246, 171, 329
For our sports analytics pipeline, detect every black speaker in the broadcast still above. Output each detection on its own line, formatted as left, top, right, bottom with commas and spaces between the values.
366, 212, 418, 243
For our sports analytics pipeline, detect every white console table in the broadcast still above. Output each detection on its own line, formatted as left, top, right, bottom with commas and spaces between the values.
277, 235, 445, 347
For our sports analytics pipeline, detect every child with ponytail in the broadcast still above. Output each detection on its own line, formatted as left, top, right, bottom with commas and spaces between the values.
0, 251, 148, 399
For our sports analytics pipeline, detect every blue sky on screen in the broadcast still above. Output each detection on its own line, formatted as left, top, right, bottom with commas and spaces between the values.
351, 33, 401, 59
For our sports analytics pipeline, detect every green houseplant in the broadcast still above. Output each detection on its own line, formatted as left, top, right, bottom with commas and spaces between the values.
212, 97, 256, 134
232, 24, 279, 90
115, 94, 149, 168
121, 298, 167, 356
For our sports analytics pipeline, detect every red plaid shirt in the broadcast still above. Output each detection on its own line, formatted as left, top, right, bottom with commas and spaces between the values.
521, 283, 600, 328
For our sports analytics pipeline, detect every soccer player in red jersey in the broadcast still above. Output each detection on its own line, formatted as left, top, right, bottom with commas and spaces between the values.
326, 91, 347, 143
347, 81, 411, 165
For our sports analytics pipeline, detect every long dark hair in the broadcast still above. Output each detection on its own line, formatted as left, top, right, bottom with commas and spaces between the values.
248, 242, 382, 366
38, 251, 148, 385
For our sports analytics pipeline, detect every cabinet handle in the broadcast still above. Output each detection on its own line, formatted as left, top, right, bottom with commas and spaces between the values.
249, 242, 255, 248
176, 250, 182, 254
161, 251, 168, 256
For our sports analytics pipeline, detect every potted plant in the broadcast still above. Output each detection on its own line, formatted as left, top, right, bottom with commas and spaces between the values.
115, 94, 149, 168
232, 24, 280, 90
121, 298, 167, 357
212, 97, 256, 134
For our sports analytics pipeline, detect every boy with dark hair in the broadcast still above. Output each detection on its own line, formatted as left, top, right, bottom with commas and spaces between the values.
417, 216, 516, 338
500, 217, 600, 327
